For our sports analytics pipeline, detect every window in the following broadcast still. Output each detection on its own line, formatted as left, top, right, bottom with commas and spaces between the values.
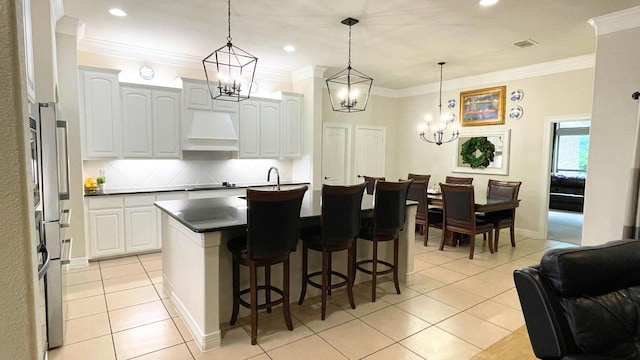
552, 121, 590, 175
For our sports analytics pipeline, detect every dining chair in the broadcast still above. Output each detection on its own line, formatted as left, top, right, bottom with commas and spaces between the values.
439, 183, 494, 259
483, 179, 522, 250
406, 180, 442, 246
298, 183, 366, 320
357, 180, 412, 302
408, 173, 430, 183
363, 175, 385, 195
227, 186, 307, 345
445, 176, 474, 184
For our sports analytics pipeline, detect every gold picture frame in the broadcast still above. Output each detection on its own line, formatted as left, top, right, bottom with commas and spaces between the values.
460, 86, 506, 126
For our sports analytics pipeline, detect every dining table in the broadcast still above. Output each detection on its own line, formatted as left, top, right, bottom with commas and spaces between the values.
426, 191, 520, 246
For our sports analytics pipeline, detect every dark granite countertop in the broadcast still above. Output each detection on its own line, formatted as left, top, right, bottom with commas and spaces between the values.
155, 190, 378, 233
84, 181, 310, 197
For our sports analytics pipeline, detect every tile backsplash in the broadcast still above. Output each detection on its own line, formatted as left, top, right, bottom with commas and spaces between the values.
83, 158, 296, 190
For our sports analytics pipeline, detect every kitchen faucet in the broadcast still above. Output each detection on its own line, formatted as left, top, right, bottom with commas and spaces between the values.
267, 166, 281, 190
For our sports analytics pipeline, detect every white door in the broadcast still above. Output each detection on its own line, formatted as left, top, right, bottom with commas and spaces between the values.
121, 87, 153, 158
322, 123, 351, 185
354, 125, 386, 182
152, 90, 181, 158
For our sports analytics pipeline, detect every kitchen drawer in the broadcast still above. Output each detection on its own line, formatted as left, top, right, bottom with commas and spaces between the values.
124, 195, 156, 207
87, 196, 123, 210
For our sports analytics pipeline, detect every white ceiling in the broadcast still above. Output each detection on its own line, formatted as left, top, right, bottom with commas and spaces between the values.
62, 0, 640, 89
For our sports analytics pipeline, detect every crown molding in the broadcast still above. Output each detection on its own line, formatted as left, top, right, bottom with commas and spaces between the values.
371, 86, 400, 98
398, 54, 595, 98
78, 37, 291, 83
292, 65, 327, 82
56, 16, 79, 36
588, 6, 640, 35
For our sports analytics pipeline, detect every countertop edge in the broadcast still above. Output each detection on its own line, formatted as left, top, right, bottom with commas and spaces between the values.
84, 181, 310, 197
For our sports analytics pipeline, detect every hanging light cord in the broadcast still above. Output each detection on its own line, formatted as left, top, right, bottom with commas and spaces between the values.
226, 0, 232, 42
438, 62, 445, 119
347, 25, 352, 69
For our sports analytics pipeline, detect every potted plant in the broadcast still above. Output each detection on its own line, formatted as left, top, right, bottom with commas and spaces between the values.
96, 176, 106, 193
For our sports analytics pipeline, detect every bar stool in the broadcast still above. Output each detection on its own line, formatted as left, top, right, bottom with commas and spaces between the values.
363, 175, 385, 195
227, 186, 307, 345
356, 180, 412, 302
298, 183, 366, 320
406, 180, 442, 246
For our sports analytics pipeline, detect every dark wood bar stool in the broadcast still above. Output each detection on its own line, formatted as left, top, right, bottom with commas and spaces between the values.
439, 183, 493, 259
227, 186, 307, 345
298, 183, 366, 320
356, 180, 412, 302
406, 180, 442, 246
408, 173, 430, 183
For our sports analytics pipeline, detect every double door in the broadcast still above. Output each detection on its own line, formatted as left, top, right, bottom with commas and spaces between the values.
239, 99, 281, 158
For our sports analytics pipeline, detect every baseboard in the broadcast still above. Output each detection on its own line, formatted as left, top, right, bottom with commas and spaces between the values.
169, 291, 221, 351
516, 228, 544, 240
65, 257, 89, 270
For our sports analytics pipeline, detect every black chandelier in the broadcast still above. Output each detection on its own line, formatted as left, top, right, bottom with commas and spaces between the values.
202, 0, 257, 102
419, 62, 459, 145
326, 18, 373, 113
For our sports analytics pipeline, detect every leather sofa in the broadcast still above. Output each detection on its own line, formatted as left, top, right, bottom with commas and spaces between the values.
549, 174, 585, 212
514, 239, 640, 359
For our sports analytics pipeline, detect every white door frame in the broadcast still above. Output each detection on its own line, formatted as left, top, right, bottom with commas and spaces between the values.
540, 113, 591, 240
354, 124, 386, 184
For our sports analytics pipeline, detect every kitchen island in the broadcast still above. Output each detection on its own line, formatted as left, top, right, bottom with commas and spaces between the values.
155, 190, 417, 351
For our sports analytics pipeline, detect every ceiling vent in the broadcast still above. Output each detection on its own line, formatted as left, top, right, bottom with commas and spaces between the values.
513, 39, 539, 48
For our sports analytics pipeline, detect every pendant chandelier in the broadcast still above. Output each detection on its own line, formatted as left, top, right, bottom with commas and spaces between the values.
326, 18, 373, 113
419, 62, 459, 145
202, 0, 257, 102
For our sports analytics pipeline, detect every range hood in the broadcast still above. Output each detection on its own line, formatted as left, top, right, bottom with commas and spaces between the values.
184, 111, 239, 151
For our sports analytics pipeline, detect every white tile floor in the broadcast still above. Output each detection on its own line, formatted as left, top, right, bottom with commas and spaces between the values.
50, 231, 576, 360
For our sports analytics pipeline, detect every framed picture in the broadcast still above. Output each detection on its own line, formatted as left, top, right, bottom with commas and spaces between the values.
460, 86, 506, 126
452, 129, 511, 175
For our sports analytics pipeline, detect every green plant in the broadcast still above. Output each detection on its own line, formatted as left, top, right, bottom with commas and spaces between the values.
460, 137, 495, 168
96, 176, 106, 184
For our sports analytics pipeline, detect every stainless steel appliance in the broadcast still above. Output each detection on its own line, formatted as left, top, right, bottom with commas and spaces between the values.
32, 102, 72, 351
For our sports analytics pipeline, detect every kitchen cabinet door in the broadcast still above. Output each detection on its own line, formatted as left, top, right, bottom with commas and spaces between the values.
80, 68, 121, 159
124, 206, 159, 252
281, 93, 303, 158
121, 87, 153, 158
184, 82, 212, 110
239, 100, 260, 158
152, 90, 181, 158
88, 209, 125, 258
260, 100, 281, 158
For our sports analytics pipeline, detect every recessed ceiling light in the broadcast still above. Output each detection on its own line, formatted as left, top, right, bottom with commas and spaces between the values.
283, 45, 296, 52
109, 8, 127, 17
479, 0, 499, 7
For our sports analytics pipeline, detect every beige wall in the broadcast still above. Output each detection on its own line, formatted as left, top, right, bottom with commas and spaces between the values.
584, 25, 640, 245
0, 0, 39, 358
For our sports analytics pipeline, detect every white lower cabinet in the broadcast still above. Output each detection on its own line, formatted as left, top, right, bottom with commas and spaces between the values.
87, 192, 186, 259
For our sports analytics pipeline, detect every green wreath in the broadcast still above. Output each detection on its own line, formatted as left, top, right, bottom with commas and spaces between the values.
460, 137, 495, 168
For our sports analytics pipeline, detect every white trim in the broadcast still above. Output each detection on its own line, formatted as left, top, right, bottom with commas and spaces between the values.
170, 291, 221, 351
371, 86, 400, 98
540, 113, 591, 244
55, 16, 79, 36
292, 65, 327, 82
588, 6, 640, 36
65, 257, 89, 270
51, 0, 64, 23
452, 128, 511, 176
78, 37, 291, 83
399, 55, 595, 98
516, 228, 544, 240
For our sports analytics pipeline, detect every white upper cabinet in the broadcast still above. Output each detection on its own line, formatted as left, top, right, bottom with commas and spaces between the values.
280, 93, 304, 158
121, 87, 153, 158
152, 90, 181, 158
239, 99, 280, 158
80, 67, 122, 159
184, 82, 212, 110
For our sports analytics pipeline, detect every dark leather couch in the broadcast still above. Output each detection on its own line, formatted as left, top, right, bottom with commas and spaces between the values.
514, 239, 640, 359
549, 174, 585, 212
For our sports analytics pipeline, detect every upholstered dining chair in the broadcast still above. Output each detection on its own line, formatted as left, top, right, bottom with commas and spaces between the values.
406, 180, 442, 246
439, 183, 494, 259
357, 180, 412, 302
483, 179, 522, 250
445, 176, 474, 184
227, 186, 307, 345
298, 183, 366, 320
363, 175, 385, 195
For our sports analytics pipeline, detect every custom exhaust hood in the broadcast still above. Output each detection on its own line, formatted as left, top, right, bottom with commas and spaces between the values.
184, 111, 239, 151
